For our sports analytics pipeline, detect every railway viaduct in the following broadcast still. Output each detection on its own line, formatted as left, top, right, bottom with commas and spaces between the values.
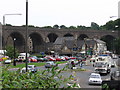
2, 26, 119, 53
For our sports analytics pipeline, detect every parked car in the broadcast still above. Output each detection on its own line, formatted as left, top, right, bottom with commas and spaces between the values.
28, 57, 37, 62
111, 60, 116, 67
111, 70, 120, 80
0, 58, 3, 62
58, 56, 70, 61
55, 57, 62, 61
37, 57, 48, 62
88, 73, 102, 85
44, 56, 56, 61
4, 59, 12, 64
44, 61, 58, 68
20, 65, 37, 73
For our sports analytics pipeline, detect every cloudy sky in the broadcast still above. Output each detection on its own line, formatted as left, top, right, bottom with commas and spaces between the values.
0, 0, 119, 27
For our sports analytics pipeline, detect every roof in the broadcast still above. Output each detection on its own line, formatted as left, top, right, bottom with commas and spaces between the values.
94, 39, 106, 44
85, 40, 96, 47
54, 37, 75, 45
54, 37, 105, 50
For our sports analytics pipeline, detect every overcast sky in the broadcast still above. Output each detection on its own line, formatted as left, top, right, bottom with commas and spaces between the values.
0, 0, 119, 27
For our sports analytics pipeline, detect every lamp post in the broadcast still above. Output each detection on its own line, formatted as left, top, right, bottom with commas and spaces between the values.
2, 13, 22, 56
13, 38, 16, 66
3, 13, 22, 25
25, 0, 28, 72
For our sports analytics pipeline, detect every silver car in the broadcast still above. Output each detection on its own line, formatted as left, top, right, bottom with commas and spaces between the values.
4, 59, 12, 64
20, 65, 37, 73
45, 61, 58, 68
88, 73, 102, 85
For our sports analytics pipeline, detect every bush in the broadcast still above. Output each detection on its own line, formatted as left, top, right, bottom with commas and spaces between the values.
1, 65, 77, 88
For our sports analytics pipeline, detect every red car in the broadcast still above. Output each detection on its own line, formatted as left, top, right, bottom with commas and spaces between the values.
55, 58, 62, 61
29, 57, 37, 62
0, 58, 3, 61
69, 57, 76, 59
44, 56, 56, 61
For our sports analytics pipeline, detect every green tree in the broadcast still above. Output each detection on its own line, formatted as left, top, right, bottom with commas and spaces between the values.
77, 25, 91, 30
42, 26, 53, 29
60, 25, 67, 29
101, 19, 119, 30
53, 24, 59, 29
69, 26, 76, 29
6, 24, 12, 26
91, 22, 100, 30
5, 45, 19, 59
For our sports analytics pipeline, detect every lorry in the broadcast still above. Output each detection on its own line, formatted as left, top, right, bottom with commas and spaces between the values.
93, 55, 112, 74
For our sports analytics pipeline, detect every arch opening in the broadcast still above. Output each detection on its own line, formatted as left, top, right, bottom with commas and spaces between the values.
101, 35, 116, 52
47, 33, 58, 43
7, 32, 25, 52
29, 33, 44, 53
78, 34, 89, 40
64, 33, 73, 37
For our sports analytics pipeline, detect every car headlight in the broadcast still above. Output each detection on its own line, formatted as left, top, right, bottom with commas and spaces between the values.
89, 80, 92, 82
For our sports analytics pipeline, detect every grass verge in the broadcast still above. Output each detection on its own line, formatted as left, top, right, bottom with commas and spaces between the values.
4, 61, 67, 68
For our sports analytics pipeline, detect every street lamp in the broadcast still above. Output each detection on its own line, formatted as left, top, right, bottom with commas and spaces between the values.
2, 13, 22, 56
3, 13, 22, 25
13, 38, 16, 66
25, 0, 28, 72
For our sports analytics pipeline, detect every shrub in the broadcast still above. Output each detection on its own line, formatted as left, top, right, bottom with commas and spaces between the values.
1, 65, 78, 88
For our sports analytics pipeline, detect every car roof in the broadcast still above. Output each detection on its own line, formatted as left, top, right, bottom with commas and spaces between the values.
28, 65, 35, 66
90, 73, 100, 76
46, 61, 54, 63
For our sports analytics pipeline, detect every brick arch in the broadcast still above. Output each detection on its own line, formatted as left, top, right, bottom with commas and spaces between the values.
7, 32, 25, 52
47, 33, 58, 43
63, 33, 73, 37
29, 32, 44, 53
100, 35, 116, 51
78, 34, 89, 40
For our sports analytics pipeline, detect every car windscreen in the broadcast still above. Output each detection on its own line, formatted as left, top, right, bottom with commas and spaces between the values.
90, 75, 100, 78
28, 66, 32, 68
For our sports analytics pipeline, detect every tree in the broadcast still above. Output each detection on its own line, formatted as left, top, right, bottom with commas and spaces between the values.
91, 22, 100, 30
6, 24, 12, 26
77, 25, 91, 30
60, 25, 67, 29
5, 45, 19, 59
101, 19, 120, 30
42, 26, 53, 28
69, 26, 76, 29
53, 24, 59, 29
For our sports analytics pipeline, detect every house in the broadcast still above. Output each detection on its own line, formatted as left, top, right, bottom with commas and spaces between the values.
54, 37, 107, 56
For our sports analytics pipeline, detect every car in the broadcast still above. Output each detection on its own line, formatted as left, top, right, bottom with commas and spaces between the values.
18, 56, 26, 62
111, 60, 116, 67
55, 57, 62, 61
44, 56, 56, 61
0, 58, 3, 61
44, 61, 58, 68
20, 65, 37, 73
88, 73, 102, 85
37, 57, 48, 62
4, 59, 12, 64
28, 57, 37, 62
111, 70, 120, 80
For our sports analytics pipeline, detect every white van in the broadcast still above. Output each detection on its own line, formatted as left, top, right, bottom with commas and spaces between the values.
18, 56, 26, 61
17, 53, 30, 61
